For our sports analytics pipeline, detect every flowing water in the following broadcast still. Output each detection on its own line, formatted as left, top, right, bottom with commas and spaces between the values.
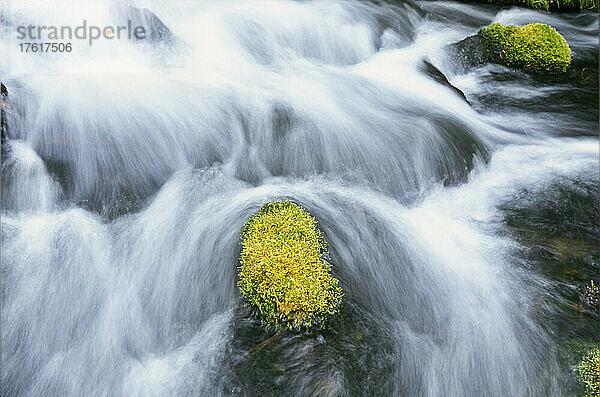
1, 1, 598, 396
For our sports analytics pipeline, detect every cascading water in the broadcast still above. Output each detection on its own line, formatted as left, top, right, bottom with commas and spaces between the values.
1, 1, 598, 396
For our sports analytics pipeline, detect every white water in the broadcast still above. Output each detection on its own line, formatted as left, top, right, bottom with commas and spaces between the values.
1, 1, 598, 396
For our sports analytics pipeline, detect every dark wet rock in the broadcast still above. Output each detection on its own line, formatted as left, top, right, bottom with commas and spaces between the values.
1, 82, 8, 142
371, 1, 424, 49
126, 7, 176, 44
271, 103, 296, 140
447, 35, 489, 71
502, 178, 599, 242
224, 302, 396, 396
1, 82, 9, 158
500, 176, 599, 332
500, 176, 599, 394
418, 59, 469, 103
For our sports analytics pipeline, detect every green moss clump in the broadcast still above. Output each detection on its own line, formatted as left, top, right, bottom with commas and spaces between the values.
483, 0, 598, 11
238, 201, 343, 330
478, 23, 571, 73
575, 348, 600, 397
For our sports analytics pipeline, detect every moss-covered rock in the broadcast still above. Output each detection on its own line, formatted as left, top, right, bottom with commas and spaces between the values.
238, 201, 343, 330
575, 347, 600, 397
480, 0, 598, 11
479, 23, 571, 73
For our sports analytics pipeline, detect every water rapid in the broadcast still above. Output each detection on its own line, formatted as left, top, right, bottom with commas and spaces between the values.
1, 1, 598, 396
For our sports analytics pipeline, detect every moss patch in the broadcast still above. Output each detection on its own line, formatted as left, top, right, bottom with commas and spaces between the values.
239, 201, 343, 330
576, 347, 600, 397
479, 23, 571, 73
482, 0, 598, 11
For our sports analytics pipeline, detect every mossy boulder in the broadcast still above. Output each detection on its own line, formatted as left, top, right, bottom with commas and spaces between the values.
448, 23, 572, 75
479, 0, 598, 12
575, 347, 600, 397
478, 23, 571, 73
238, 201, 343, 330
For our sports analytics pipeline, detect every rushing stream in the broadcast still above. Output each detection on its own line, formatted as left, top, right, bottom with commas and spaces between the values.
1, 1, 598, 396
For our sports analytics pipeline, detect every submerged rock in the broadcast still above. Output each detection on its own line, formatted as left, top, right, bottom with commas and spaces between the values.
126, 7, 176, 44
1, 82, 10, 160
1, 82, 8, 145
418, 59, 469, 103
448, 23, 572, 74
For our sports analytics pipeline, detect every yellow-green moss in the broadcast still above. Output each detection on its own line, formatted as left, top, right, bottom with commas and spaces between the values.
238, 201, 343, 330
575, 348, 600, 397
484, 0, 598, 11
479, 23, 571, 73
